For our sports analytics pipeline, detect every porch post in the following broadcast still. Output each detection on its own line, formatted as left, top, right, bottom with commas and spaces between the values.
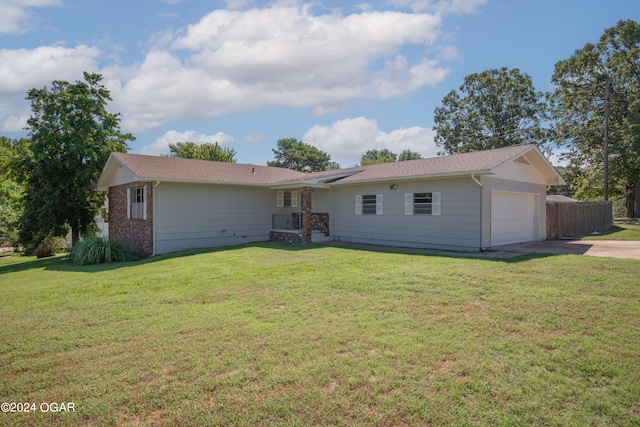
302, 187, 312, 243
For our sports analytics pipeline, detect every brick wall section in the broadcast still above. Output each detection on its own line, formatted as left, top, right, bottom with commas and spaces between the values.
269, 230, 302, 243
108, 182, 153, 259
292, 213, 330, 235
302, 187, 312, 243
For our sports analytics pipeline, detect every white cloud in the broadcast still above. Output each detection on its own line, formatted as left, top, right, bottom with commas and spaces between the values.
141, 130, 235, 155
387, 0, 486, 14
0, 2, 476, 134
0, 45, 101, 93
447, 0, 486, 14
0, 45, 101, 132
110, 3, 450, 132
245, 132, 265, 143
224, 0, 255, 9
0, 0, 62, 34
303, 117, 438, 166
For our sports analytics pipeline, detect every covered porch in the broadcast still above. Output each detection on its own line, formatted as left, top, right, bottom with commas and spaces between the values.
269, 186, 331, 243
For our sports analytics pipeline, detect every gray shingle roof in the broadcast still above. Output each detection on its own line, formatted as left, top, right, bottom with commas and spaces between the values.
101, 144, 557, 187
303, 144, 539, 184
110, 152, 306, 185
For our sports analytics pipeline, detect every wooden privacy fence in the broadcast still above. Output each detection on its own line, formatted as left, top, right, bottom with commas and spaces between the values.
546, 201, 614, 239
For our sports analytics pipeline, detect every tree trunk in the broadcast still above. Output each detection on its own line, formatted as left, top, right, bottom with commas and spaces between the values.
71, 228, 80, 248
635, 179, 640, 218
625, 181, 636, 218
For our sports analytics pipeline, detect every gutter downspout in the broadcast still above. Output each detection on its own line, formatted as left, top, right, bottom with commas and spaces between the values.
152, 180, 160, 256
470, 174, 486, 250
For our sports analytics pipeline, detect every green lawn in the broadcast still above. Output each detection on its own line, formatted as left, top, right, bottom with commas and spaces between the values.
1, 244, 639, 426
574, 223, 640, 241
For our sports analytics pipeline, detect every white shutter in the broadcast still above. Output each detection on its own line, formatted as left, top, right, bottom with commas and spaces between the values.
142, 186, 147, 220
291, 191, 298, 208
432, 192, 441, 216
355, 195, 362, 215
127, 188, 131, 219
376, 194, 383, 215
277, 190, 284, 207
405, 193, 413, 215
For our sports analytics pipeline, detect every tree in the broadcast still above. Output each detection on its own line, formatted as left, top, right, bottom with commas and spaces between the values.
433, 67, 550, 155
360, 149, 397, 165
551, 20, 640, 216
18, 72, 134, 248
168, 141, 237, 163
267, 138, 337, 172
0, 136, 29, 246
398, 150, 422, 161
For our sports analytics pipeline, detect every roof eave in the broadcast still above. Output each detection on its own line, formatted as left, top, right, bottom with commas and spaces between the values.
330, 170, 495, 186
135, 177, 280, 187
96, 153, 132, 190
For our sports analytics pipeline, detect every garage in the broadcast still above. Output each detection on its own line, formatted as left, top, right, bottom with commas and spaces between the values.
491, 191, 538, 246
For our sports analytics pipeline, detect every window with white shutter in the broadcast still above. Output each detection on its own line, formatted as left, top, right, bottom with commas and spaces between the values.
277, 190, 298, 207
277, 190, 284, 207
405, 192, 441, 216
356, 194, 382, 215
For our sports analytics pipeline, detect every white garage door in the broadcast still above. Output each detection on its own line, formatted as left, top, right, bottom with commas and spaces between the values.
491, 191, 537, 246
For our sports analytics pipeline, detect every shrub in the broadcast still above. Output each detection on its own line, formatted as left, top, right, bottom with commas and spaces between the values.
35, 235, 68, 258
69, 237, 131, 265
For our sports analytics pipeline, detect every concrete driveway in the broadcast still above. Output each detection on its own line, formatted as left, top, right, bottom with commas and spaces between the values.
494, 240, 640, 260
325, 240, 640, 260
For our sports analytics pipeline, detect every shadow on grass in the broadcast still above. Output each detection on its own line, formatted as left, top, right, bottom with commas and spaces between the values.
0, 242, 320, 275
572, 224, 640, 241
0, 240, 558, 275
317, 241, 559, 263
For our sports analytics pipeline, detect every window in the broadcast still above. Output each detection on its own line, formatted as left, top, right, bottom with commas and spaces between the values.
127, 186, 146, 220
405, 192, 440, 216
414, 193, 433, 214
355, 194, 383, 215
276, 190, 298, 208
362, 195, 377, 214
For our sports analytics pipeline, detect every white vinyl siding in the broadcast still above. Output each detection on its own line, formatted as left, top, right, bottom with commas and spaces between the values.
334, 179, 480, 251
154, 183, 274, 254
405, 192, 440, 216
276, 190, 298, 208
356, 194, 382, 215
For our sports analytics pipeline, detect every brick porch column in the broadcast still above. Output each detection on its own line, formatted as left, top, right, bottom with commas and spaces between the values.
302, 187, 312, 243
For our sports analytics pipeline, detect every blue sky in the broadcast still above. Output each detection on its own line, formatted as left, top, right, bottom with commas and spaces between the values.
0, 0, 638, 167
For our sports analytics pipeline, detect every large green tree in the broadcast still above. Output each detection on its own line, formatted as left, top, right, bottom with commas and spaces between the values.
398, 149, 422, 161
0, 136, 29, 246
551, 19, 640, 216
168, 141, 237, 163
359, 149, 422, 165
433, 67, 550, 155
268, 138, 337, 172
18, 72, 134, 248
360, 149, 397, 165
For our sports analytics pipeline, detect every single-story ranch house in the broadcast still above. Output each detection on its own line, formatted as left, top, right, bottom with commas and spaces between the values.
96, 144, 565, 258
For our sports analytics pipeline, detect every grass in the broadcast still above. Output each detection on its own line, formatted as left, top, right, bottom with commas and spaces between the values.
1, 243, 639, 426
575, 223, 640, 241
